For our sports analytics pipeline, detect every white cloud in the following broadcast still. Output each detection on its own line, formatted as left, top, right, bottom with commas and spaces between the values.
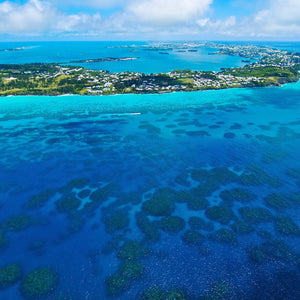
0, 0, 101, 34
127, 0, 212, 26
0, 0, 299, 40
195, 0, 300, 39
52, 0, 127, 9
253, 0, 300, 34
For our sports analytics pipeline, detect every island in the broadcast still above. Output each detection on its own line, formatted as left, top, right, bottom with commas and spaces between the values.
0, 43, 299, 96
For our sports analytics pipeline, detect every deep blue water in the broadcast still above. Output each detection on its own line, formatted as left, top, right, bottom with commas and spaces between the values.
0, 42, 300, 299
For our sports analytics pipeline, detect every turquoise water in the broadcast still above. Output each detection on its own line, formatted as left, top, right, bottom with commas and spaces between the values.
0, 80, 300, 299
1, 41, 299, 74
0, 41, 247, 73
1, 41, 300, 299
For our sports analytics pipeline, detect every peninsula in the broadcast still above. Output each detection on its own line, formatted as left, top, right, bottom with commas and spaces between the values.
0, 43, 299, 96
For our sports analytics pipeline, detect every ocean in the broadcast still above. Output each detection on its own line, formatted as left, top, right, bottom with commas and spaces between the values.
0, 42, 300, 299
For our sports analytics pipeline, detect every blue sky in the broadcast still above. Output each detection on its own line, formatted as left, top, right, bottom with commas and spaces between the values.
0, 0, 299, 40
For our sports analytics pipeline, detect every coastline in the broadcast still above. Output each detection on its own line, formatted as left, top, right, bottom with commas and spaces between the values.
0, 79, 297, 98
1, 42, 299, 98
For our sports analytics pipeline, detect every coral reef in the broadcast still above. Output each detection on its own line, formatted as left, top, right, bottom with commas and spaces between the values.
220, 188, 256, 206
264, 193, 291, 210
65, 177, 90, 190
0, 231, 7, 250
157, 216, 185, 233
89, 184, 116, 205
141, 286, 189, 300
181, 230, 205, 246
275, 216, 300, 236
25, 189, 54, 210
0, 264, 22, 289
117, 240, 148, 260
20, 267, 58, 299
165, 289, 189, 300
55, 194, 80, 214
135, 212, 161, 243
247, 239, 297, 264
286, 168, 300, 180
205, 206, 236, 225
239, 207, 273, 224
224, 132, 236, 139
187, 197, 209, 211
105, 261, 144, 296
2, 215, 32, 232
262, 150, 288, 164
142, 189, 175, 216
201, 281, 232, 300
188, 217, 214, 232
141, 285, 164, 300
209, 229, 238, 246
239, 165, 282, 187
231, 221, 254, 235
103, 210, 129, 233
191, 167, 238, 190
77, 189, 90, 199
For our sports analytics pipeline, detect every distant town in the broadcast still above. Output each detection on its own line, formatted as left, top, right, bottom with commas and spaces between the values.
0, 43, 299, 96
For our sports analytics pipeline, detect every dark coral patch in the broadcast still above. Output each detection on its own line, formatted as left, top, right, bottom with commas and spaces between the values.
142, 189, 175, 216
209, 229, 238, 246
230, 123, 242, 130
117, 240, 148, 260
157, 216, 185, 233
20, 267, 58, 299
2, 215, 32, 232
239, 207, 273, 224
135, 212, 160, 243
25, 189, 55, 210
103, 210, 129, 233
188, 217, 214, 232
205, 206, 236, 225
55, 194, 80, 214
224, 132, 236, 139
275, 216, 300, 236
0, 264, 22, 289
231, 221, 254, 235
105, 261, 144, 296
247, 240, 297, 264
77, 189, 90, 199
239, 165, 282, 187
220, 188, 256, 205
181, 230, 204, 246
264, 193, 291, 210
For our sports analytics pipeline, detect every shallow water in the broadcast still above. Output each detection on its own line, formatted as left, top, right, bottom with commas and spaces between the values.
0, 81, 300, 299
0, 41, 247, 73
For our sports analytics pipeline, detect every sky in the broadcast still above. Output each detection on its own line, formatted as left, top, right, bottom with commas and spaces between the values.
0, 0, 299, 41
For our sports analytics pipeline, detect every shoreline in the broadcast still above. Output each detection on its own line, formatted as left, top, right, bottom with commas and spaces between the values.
1, 42, 299, 98
1, 79, 299, 99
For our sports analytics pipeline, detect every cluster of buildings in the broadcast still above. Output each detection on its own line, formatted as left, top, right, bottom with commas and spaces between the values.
2, 43, 299, 95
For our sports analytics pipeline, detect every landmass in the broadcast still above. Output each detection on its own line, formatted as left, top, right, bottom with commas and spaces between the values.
0, 43, 299, 96
0, 47, 27, 53
69, 57, 139, 63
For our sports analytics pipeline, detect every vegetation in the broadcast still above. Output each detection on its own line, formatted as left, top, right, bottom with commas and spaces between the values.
1, 43, 299, 96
